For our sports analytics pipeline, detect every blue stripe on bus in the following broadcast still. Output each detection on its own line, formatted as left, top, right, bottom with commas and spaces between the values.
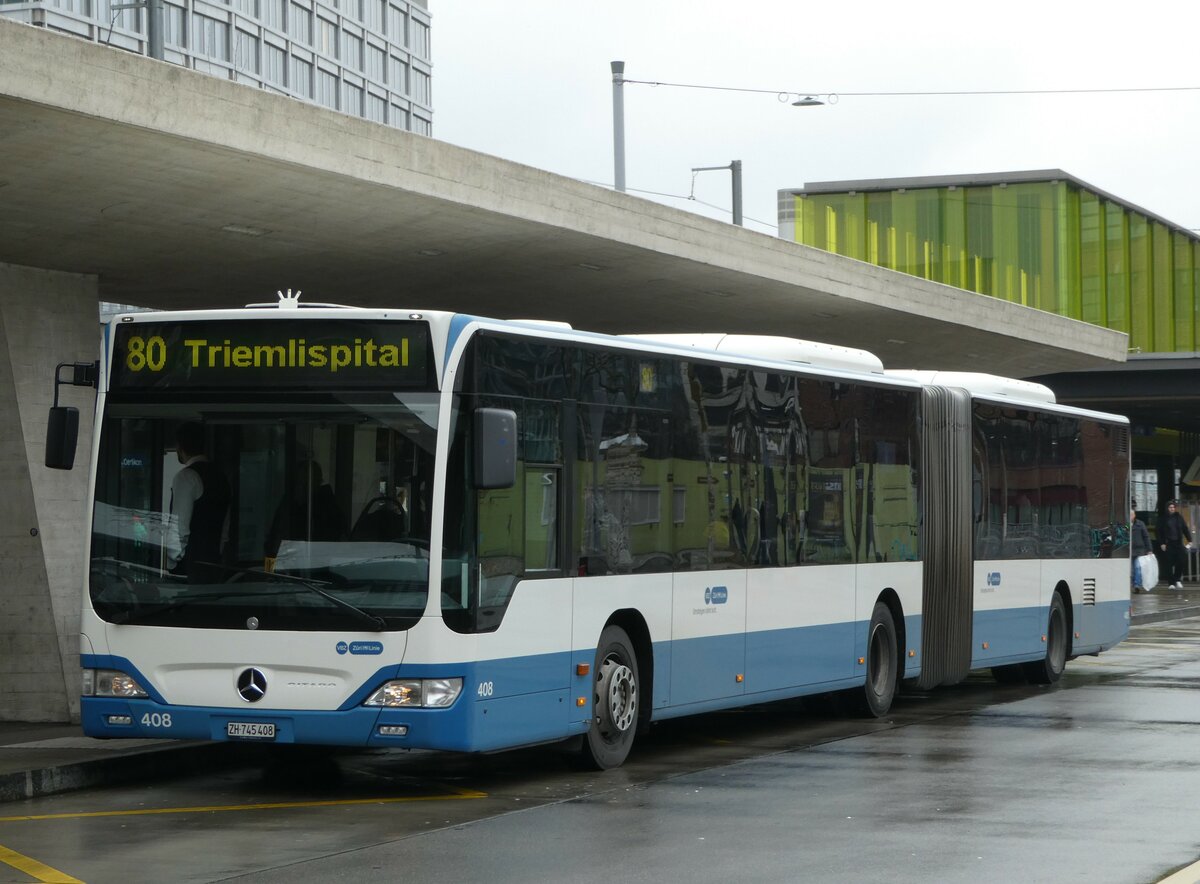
1069, 597, 1130, 655
969, 599, 1129, 667
80, 654, 589, 750
903, 614, 922, 679
445, 314, 480, 372
79, 599, 1127, 751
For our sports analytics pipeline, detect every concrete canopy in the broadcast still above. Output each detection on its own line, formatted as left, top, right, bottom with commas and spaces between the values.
1032, 355, 1200, 436
0, 20, 1125, 377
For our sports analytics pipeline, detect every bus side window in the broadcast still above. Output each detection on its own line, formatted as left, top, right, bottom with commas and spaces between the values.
524, 467, 559, 571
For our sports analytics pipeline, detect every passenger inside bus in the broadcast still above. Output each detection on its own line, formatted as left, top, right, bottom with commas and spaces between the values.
264, 459, 344, 563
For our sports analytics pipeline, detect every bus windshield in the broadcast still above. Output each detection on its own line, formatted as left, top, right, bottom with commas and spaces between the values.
88, 392, 439, 631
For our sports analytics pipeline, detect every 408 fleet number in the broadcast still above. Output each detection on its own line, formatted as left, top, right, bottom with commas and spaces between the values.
140, 712, 172, 728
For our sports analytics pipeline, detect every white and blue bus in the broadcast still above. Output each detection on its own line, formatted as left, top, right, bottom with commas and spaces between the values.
50, 294, 1130, 769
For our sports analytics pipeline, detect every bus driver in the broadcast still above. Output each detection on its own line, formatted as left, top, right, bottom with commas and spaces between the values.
167, 421, 230, 583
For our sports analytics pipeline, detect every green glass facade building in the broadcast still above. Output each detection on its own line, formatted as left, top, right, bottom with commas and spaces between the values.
780, 171, 1200, 517
779, 170, 1200, 356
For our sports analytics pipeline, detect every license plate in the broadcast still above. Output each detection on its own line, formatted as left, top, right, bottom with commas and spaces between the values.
226, 721, 276, 740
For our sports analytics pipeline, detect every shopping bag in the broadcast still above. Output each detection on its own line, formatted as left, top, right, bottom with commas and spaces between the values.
1137, 552, 1158, 590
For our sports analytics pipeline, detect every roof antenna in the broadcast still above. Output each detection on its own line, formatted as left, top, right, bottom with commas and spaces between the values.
277, 289, 302, 310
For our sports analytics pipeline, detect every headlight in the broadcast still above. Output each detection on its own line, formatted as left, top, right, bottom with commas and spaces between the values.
364, 677, 462, 708
422, 678, 463, 707
82, 669, 149, 698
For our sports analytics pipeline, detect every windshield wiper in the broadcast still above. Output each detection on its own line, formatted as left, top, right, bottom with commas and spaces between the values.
107, 564, 387, 631
107, 586, 269, 625
265, 569, 387, 632
213, 564, 388, 631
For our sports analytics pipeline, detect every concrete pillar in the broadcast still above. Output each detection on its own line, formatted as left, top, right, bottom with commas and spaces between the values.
0, 262, 98, 723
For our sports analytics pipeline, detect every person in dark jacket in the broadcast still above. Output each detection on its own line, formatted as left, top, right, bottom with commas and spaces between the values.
1131, 507, 1153, 593
167, 422, 230, 583
1156, 500, 1193, 590
265, 460, 344, 562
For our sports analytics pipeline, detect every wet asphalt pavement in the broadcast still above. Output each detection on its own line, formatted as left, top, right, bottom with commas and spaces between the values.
224, 618, 1200, 884
1, 600, 1199, 883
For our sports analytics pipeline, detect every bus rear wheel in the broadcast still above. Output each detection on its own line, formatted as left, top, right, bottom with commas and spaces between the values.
579, 625, 640, 770
858, 601, 898, 717
1024, 592, 1068, 685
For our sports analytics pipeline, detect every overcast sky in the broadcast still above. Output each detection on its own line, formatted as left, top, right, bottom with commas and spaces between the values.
430, 1, 1200, 237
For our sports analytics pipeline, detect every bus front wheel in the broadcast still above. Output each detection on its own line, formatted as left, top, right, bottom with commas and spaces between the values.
580, 625, 640, 770
858, 601, 899, 717
1023, 593, 1068, 685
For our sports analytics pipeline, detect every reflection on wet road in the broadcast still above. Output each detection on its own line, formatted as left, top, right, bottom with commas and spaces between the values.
2, 618, 1199, 883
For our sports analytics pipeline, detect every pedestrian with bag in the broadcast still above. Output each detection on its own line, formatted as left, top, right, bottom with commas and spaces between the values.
1131, 506, 1154, 593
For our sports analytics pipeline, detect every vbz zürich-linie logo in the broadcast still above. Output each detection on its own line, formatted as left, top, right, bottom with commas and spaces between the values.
705, 585, 729, 605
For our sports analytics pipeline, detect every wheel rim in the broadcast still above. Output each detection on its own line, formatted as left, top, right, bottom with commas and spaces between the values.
596, 656, 637, 740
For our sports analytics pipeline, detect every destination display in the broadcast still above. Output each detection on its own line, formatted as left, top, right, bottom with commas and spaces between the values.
111, 319, 431, 390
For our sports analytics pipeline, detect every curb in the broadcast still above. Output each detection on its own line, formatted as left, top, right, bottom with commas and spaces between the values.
0, 742, 249, 803
1131, 604, 1200, 627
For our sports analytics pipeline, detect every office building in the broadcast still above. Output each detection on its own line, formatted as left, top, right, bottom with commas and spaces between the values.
0, 0, 432, 132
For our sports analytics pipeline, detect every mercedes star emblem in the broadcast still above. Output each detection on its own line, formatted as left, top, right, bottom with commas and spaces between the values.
237, 667, 268, 703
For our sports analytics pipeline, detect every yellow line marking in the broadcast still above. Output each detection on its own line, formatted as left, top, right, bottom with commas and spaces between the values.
0, 843, 83, 883
1159, 858, 1200, 883
0, 787, 486, 823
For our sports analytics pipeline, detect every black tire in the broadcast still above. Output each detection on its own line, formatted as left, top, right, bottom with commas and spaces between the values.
859, 601, 899, 717
1023, 592, 1068, 685
579, 625, 640, 770
991, 663, 1027, 685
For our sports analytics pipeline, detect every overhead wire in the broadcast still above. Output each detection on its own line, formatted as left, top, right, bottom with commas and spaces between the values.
611, 78, 1200, 231
581, 178, 777, 232
619, 77, 1200, 102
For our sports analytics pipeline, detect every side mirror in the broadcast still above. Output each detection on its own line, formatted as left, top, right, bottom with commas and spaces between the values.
45, 361, 97, 471
474, 408, 516, 489
45, 406, 80, 470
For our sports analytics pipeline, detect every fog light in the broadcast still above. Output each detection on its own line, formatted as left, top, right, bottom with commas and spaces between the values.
106, 715, 133, 726
378, 725, 408, 736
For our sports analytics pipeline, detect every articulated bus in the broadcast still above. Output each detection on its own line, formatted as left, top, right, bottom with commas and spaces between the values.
48, 294, 1130, 769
